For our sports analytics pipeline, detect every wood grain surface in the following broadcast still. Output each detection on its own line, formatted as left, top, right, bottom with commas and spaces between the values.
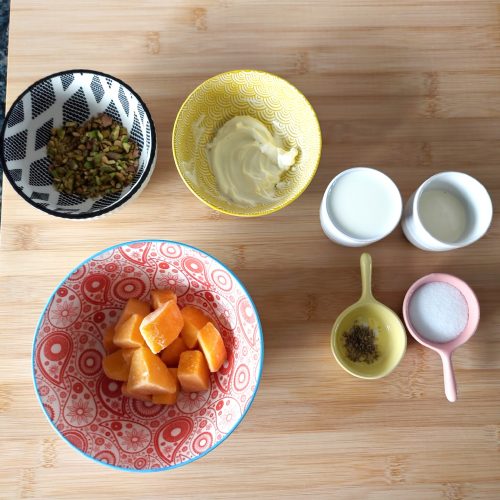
1, 1, 500, 498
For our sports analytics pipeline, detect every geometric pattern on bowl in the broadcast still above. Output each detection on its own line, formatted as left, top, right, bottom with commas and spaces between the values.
33, 240, 263, 471
1, 70, 156, 219
172, 69, 322, 217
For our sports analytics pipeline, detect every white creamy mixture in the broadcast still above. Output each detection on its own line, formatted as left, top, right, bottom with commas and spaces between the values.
206, 116, 298, 206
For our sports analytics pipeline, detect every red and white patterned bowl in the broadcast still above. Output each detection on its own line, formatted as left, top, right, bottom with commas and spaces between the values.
32, 240, 263, 472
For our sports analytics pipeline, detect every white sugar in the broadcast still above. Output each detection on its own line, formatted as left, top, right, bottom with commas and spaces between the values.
409, 282, 468, 343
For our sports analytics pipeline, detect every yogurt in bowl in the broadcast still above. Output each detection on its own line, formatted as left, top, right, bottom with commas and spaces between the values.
320, 167, 403, 247
172, 69, 322, 217
206, 116, 298, 206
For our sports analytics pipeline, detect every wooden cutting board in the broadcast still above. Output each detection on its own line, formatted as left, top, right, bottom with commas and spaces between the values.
1, 1, 500, 498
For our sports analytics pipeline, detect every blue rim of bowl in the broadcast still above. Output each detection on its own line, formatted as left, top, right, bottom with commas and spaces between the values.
0, 69, 157, 220
32, 239, 264, 472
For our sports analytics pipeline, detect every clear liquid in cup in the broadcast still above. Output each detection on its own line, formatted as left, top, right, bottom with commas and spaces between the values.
418, 189, 468, 243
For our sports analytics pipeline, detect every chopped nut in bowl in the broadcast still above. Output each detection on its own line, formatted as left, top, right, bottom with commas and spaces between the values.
0, 70, 156, 220
47, 113, 140, 199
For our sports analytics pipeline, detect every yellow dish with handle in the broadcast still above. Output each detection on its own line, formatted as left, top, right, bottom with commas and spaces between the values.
331, 253, 407, 379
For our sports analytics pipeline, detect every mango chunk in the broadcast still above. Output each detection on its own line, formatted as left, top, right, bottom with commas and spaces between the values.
113, 313, 145, 349
152, 368, 180, 405
121, 348, 137, 368
127, 346, 177, 395
198, 322, 227, 372
151, 289, 177, 310
103, 325, 118, 354
180, 305, 212, 349
160, 336, 187, 367
121, 382, 152, 402
102, 349, 131, 382
140, 300, 184, 354
116, 298, 150, 329
178, 350, 210, 392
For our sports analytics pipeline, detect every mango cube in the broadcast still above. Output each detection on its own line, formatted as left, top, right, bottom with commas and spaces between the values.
140, 300, 184, 354
113, 313, 145, 349
198, 322, 227, 372
127, 346, 177, 395
102, 349, 131, 382
152, 368, 180, 405
116, 298, 150, 329
121, 382, 152, 402
160, 336, 187, 367
178, 350, 210, 392
103, 325, 118, 354
180, 305, 212, 349
121, 348, 137, 368
151, 289, 177, 310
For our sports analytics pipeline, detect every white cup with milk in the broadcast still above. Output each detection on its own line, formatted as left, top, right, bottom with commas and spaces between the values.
320, 167, 403, 247
402, 171, 493, 251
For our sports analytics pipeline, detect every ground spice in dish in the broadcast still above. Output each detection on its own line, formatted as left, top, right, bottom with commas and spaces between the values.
342, 323, 379, 363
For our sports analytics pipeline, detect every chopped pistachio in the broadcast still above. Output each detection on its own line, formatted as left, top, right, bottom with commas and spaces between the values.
47, 113, 140, 199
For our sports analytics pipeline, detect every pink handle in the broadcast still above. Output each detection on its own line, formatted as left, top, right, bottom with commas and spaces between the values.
440, 353, 457, 402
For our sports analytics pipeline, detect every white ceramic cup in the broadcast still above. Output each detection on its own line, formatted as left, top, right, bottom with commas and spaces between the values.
402, 171, 493, 251
320, 167, 403, 247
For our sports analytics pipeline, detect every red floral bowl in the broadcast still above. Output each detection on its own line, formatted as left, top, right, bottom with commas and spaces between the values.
32, 240, 263, 472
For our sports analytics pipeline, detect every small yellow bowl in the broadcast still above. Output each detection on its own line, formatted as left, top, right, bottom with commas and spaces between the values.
331, 254, 407, 379
172, 70, 322, 217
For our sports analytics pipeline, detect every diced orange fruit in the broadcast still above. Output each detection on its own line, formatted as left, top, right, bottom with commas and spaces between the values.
102, 349, 131, 382
152, 368, 180, 405
104, 296, 227, 404
151, 289, 177, 310
121, 382, 152, 402
103, 325, 118, 354
140, 300, 184, 354
113, 313, 145, 349
160, 336, 187, 367
151, 391, 176, 405
198, 322, 227, 372
178, 350, 210, 392
116, 298, 151, 329
121, 348, 137, 368
127, 346, 177, 395
180, 306, 212, 349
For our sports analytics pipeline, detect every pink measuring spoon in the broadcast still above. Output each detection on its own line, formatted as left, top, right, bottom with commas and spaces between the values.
402, 273, 480, 402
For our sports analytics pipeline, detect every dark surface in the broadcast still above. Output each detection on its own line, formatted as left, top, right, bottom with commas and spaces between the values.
0, 0, 10, 213
0, 1, 8, 121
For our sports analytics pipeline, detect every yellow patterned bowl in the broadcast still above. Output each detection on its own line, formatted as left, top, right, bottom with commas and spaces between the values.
172, 70, 322, 217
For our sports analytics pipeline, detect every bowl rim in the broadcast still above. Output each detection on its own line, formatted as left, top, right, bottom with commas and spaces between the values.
32, 239, 264, 472
0, 69, 157, 220
171, 68, 322, 217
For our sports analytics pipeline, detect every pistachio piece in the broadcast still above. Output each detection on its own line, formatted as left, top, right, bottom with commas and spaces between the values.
47, 113, 140, 199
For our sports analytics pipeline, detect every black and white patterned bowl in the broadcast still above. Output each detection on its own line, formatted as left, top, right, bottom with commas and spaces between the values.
0, 70, 157, 219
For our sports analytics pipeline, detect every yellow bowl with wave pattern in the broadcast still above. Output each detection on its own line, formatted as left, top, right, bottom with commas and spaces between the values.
172, 70, 322, 217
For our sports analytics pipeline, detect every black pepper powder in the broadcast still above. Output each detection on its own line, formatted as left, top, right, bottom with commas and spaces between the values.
342, 323, 379, 363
